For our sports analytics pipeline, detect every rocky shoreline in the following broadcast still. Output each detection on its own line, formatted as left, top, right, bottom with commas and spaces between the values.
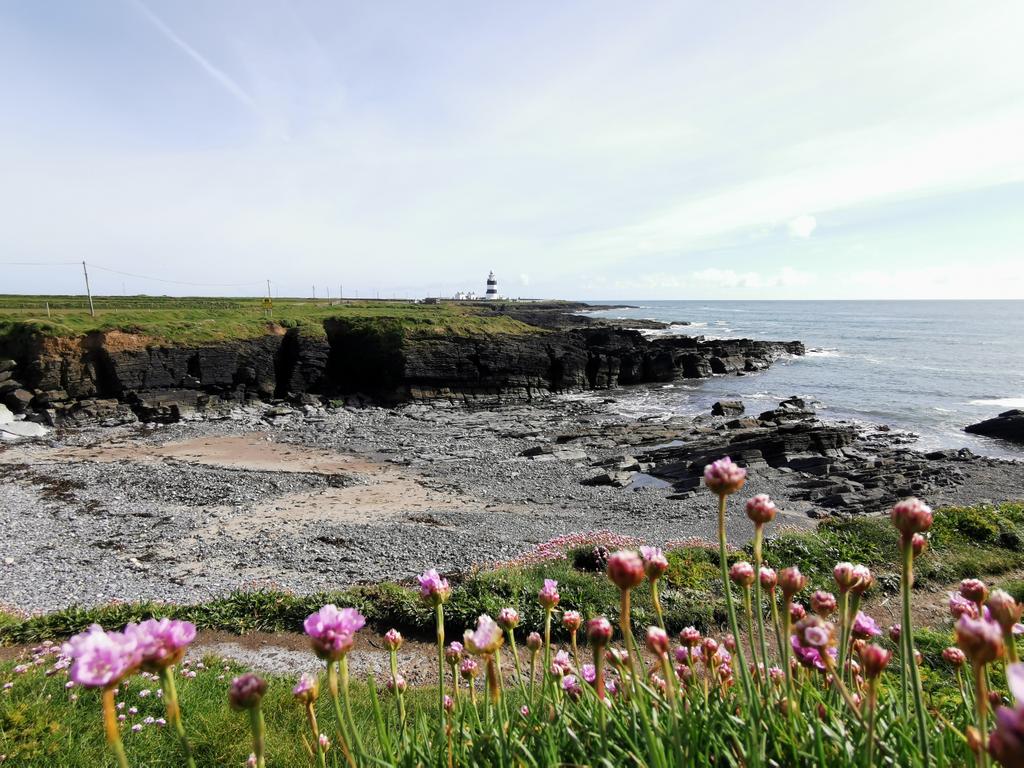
1, 390, 1021, 614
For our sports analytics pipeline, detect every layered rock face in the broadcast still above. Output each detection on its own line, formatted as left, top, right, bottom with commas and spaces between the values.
0, 320, 803, 423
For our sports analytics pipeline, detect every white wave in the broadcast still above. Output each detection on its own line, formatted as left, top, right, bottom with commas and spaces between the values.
969, 397, 1024, 408
806, 347, 843, 358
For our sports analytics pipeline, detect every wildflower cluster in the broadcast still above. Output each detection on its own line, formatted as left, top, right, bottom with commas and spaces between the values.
48, 457, 1024, 767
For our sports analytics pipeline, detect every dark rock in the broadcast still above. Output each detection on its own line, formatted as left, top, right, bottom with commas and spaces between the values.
583, 470, 636, 488
712, 400, 744, 417
3, 388, 33, 412
965, 410, 1024, 444
0, 359, 15, 373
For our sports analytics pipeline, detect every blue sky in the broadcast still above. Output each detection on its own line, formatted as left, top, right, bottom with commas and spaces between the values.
2, 1, 1023, 299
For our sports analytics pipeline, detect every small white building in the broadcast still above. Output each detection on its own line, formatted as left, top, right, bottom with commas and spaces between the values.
454, 290, 478, 301
485, 271, 498, 299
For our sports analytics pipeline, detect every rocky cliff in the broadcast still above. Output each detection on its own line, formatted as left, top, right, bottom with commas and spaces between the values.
0, 318, 804, 424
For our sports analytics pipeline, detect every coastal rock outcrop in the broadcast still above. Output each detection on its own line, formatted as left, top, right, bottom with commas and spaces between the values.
965, 410, 1024, 444
0, 312, 804, 424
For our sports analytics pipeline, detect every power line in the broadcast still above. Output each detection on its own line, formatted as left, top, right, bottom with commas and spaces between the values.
0, 261, 80, 266
87, 263, 265, 288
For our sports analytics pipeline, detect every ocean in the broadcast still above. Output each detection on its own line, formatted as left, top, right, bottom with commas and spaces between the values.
582, 300, 1024, 460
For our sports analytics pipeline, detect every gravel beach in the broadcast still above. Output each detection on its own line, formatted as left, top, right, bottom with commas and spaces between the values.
1, 394, 1022, 613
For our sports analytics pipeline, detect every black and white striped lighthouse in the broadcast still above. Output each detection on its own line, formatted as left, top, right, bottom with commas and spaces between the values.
485, 271, 498, 299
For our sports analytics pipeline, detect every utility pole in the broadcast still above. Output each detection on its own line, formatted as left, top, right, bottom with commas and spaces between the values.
82, 261, 95, 317
265, 279, 273, 318
312, 285, 316, 300
339, 284, 343, 303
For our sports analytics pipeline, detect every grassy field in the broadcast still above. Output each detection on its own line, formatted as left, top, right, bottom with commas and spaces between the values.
0, 295, 545, 345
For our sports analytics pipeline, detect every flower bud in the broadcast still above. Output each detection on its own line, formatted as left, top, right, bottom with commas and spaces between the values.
833, 562, 857, 592
645, 626, 669, 657
418, 569, 451, 606
497, 607, 520, 630
723, 633, 736, 652
562, 610, 582, 633
960, 578, 989, 606
587, 617, 613, 647
745, 494, 777, 525
966, 726, 984, 755
384, 628, 403, 650
890, 497, 933, 536
538, 579, 560, 609
942, 646, 966, 667
319, 733, 330, 752
859, 644, 892, 679
789, 603, 806, 621
911, 533, 928, 556
703, 457, 747, 496
607, 550, 645, 591
779, 566, 808, 598
292, 673, 318, 704
956, 615, 1004, 666
729, 561, 755, 588
759, 566, 777, 590
443, 695, 454, 713
850, 565, 874, 595
888, 624, 901, 643
679, 626, 701, 647
459, 658, 479, 680
989, 700, 1024, 767
229, 673, 267, 710
810, 590, 837, 617
526, 632, 543, 652
445, 641, 463, 665
386, 675, 407, 694
987, 589, 1023, 634
640, 546, 669, 581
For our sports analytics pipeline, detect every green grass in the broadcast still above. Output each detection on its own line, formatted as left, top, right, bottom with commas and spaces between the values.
0, 295, 543, 346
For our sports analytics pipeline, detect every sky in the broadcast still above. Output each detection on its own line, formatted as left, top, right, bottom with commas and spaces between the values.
2, 1, 1023, 300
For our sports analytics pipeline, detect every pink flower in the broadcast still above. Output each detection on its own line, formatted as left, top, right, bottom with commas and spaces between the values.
890, 497, 933, 536
646, 626, 670, 657
319, 733, 330, 751
459, 658, 479, 679
779, 566, 807, 597
759, 567, 777, 590
292, 673, 318, 703
960, 578, 989, 605
988, 589, 1024, 635
851, 611, 882, 639
463, 615, 503, 656
678, 626, 701, 647
551, 650, 572, 676
729, 561, 755, 587
581, 664, 596, 684
443, 695, 454, 713
538, 579, 560, 609
445, 641, 463, 664
418, 569, 451, 605
562, 610, 582, 632
859, 644, 892, 679
497, 608, 520, 630
386, 675, 407, 694
956, 615, 1004, 666
125, 619, 196, 671
942, 647, 966, 667
795, 615, 835, 650
950, 592, 980, 620
833, 562, 857, 592
384, 628, 403, 650
228, 673, 266, 710
587, 617, 613, 646
789, 603, 806, 621
850, 565, 874, 595
61, 625, 140, 689
703, 457, 747, 496
790, 636, 836, 671
989, 664, 1024, 767
640, 546, 669, 580
745, 494, 777, 525
810, 591, 837, 617
562, 674, 583, 700
607, 550, 645, 591
303, 605, 365, 661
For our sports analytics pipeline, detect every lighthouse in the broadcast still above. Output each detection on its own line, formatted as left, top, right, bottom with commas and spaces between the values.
485, 271, 498, 299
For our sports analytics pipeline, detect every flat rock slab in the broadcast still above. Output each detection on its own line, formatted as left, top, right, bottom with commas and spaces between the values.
0, 420, 49, 440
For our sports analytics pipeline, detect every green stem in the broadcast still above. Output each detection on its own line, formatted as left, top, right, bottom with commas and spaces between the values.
435, 603, 446, 745
752, 527, 771, 686
542, 607, 553, 696
101, 686, 130, 768
327, 662, 355, 768
865, 680, 878, 768
744, 586, 760, 688
902, 543, 930, 763
652, 581, 666, 632
973, 662, 990, 768
506, 631, 526, 693
389, 648, 406, 727
158, 666, 195, 768
619, 589, 639, 683
248, 707, 266, 768
305, 701, 327, 768
340, 656, 364, 757
717, 493, 752, 701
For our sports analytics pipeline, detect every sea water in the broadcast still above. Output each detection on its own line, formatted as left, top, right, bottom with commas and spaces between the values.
582, 300, 1024, 460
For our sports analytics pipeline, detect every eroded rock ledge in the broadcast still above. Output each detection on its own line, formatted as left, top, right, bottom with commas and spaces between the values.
0, 315, 803, 425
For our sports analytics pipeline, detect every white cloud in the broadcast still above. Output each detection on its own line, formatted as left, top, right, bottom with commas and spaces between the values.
788, 215, 817, 239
